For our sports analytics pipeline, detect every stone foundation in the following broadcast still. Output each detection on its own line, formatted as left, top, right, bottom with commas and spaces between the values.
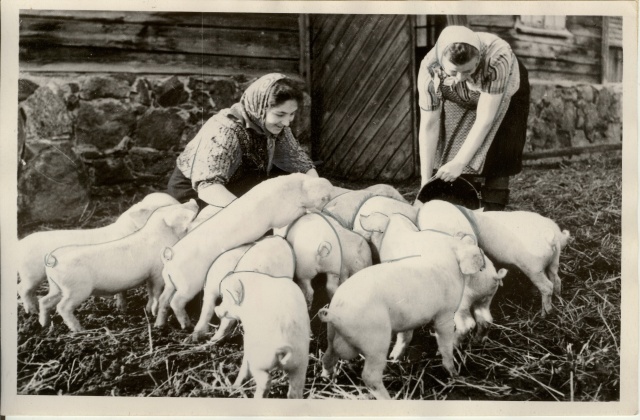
18, 73, 311, 224
17, 73, 622, 223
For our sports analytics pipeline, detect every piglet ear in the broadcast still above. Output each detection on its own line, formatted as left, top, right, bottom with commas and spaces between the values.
455, 243, 485, 275
227, 277, 245, 306
358, 212, 389, 233
455, 231, 477, 245
125, 206, 153, 229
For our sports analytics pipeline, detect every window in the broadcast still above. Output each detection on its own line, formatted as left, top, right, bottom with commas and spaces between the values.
515, 15, 573, 38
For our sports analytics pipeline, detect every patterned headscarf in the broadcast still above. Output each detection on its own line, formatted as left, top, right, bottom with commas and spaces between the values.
435, 25, 482, 63
238, 72, 288, 137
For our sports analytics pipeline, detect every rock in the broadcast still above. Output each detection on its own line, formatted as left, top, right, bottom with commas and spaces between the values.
208, 78, 239, 109
132, 78, 152, 106
20, 83, 74, 140
88, 157, 136, 185
18, 142, 90, 224
18, 79, 40, 101
571, 130, 590, 147
76, 99, 137, 149
577, 85, 594, 102
190, 90, 215, 114
129, 148, 178, 183
156, 76, 188, 107
79, 76, 131, 100
135, 108, 186, 150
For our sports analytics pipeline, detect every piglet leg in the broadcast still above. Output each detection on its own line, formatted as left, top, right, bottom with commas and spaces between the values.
361, 352, 391, 400
252, 369, 272, 399
38, 279, 63, 327
389, 330, 414, 361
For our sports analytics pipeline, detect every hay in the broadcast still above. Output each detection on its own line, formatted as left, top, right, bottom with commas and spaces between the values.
16, 155, 621, 400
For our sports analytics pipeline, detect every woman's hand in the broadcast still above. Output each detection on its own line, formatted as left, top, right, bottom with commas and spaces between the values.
436, 159, 466, 183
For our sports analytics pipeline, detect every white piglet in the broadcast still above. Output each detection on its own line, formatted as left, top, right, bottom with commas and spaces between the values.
418, 200, 570, 315
39, 200, 198, 332
215, 272, 310, 399
319, 235, 486, 400
160, 174, 333, 329
187, 236, 295, 340
285, 212, 372, 307
17, 192, 179, 314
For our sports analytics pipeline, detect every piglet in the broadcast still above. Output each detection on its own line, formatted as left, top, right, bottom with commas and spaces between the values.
160, 174, 333, 329
215, 272, 310, 399
319, 234, 486, 400
285, 212, 372, 308
183, 235, 295, 340
352, 196, 419, 260
39, 200, 198, 332
418, 200, 570, 315
17, 192, 179, 314
356, 211, 507, 350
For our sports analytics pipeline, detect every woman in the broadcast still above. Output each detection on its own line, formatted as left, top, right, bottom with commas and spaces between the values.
417, 25, 530, 210
167, 73, 318, 207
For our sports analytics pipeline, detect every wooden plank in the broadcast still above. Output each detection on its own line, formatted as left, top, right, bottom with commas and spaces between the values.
313, 15, 356, 84
523, 143, 621, 160
353, 98, 412, 179
519, 56, 598, 77
509, 39, 599, 65
299, 14, 311, 87
601, 16, 610, 83
377, 132, 414, 181
20, 17, 299, 59
319, 17, 410, 157
316, 15, 381, 104
19, 10, 300, 31
527, 69, 599, 83
325, 54, 411, 172
20, 45, 300, 75
609, 16, 623, 47
467, 15, 516, 29
320, 15, 396, 119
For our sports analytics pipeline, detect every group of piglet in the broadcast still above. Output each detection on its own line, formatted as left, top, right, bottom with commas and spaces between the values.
17, 173, 570, 400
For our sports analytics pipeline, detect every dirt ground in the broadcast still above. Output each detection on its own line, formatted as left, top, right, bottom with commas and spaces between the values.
16, 154, 621, 400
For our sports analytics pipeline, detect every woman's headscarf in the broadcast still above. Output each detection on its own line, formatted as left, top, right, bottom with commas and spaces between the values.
435, 25, 482, 63
232, 72, 288, 138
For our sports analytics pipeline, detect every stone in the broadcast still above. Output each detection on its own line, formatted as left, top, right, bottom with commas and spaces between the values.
190, 90, 215, 114
17, 142, 90, 224
560, 87, 578, 102
129, 148, 178, 182
577, 85, 594, 102
135, 108, 186, 150
561, 102, 576, 133
79, 76, 131, 100
20, 83, 74, 140
132, 78, 152, 106
76, 99, 136, 149
88, 157, 136, 185
605, 123, 622, 143
571, 130, 590, 147
156, 76, 188, 107
18, 79, 40, 101
208, 78, 239, 110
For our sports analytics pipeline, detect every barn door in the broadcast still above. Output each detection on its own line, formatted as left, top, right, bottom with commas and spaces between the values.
309, 14, 417, 182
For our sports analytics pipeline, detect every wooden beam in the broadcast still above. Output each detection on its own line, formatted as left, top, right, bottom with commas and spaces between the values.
523, 143, 621, 160
299, 14, 311, 86
601, 16, 610, 83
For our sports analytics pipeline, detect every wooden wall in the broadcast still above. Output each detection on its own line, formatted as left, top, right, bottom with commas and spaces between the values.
19, 10, 303, 77
309, 15, 417, 182
467, 15, 621, 83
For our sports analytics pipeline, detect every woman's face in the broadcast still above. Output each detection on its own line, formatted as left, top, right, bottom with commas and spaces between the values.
264, 99, 298, 135
441, 56, 480, 83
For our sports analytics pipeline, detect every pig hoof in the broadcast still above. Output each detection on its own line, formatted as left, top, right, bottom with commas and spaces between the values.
190, 331, 206, 343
